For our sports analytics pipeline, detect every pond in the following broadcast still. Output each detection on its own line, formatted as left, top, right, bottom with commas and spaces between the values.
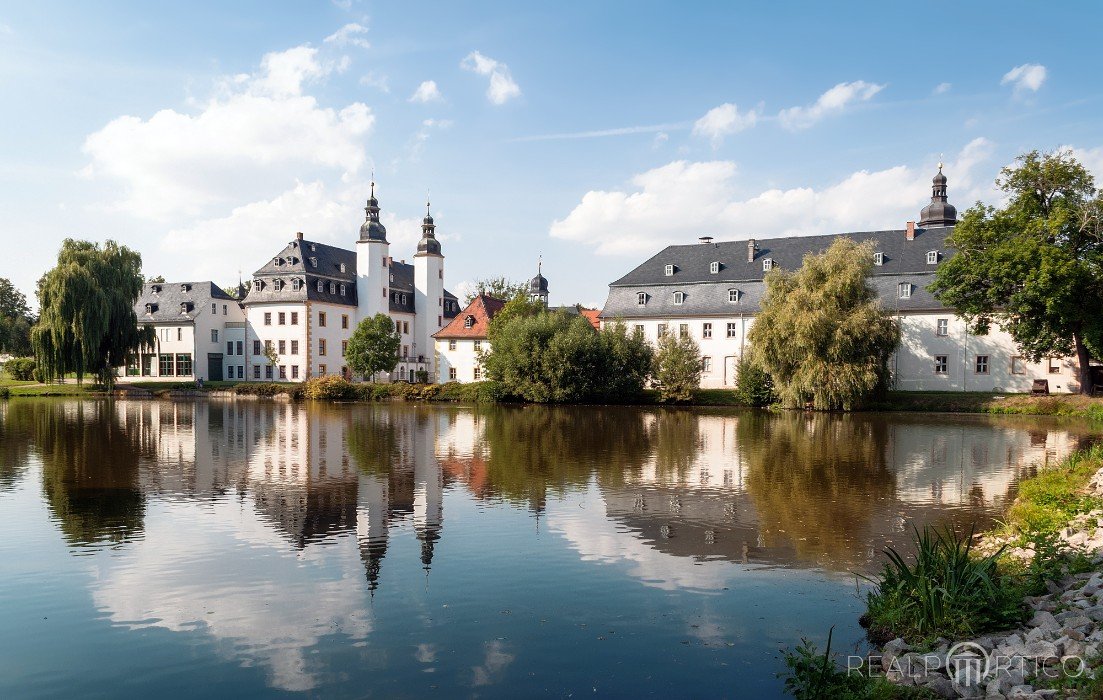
0, 399, 1099, 698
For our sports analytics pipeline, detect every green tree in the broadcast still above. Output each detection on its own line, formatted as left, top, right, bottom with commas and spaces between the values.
930, 149, 1103, 395
486, 295, 546, 343
652, 332, 702, 402
345, 313, 401, 381
464, 276, 527, 305
483, 311, 652, 403
0, 278, 33, 356
146, 275, 165, 283
32, 239, 151, 388
749, 237, 899, 410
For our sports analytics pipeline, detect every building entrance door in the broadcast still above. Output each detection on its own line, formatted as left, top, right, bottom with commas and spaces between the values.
207, 354, 224, 381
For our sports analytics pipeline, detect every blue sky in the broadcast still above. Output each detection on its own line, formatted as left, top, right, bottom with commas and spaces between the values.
2, 1, 1101, 308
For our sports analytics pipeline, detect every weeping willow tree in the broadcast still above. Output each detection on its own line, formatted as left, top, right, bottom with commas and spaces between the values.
748, 237, 899, 410
32, 239, 151, 388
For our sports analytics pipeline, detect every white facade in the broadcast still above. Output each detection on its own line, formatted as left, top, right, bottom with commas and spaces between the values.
436, 338, 488, 383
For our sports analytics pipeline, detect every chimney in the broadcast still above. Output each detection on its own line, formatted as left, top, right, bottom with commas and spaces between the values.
906, 221, 915, 241
296, 231, 304, 241
699, 236, 713, 245
747, 238, 757, 262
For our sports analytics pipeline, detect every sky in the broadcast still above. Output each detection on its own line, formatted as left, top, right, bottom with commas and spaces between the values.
1, 1, 1102, 309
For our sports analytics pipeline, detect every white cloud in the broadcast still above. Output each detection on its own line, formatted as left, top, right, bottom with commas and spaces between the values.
550, 138, 996, 256
778, 80, 886, 130
359, 71, 389, 93
81, 45, 373, 220
933, 82, 952, 95
692, 103, 758, 148
1065, 145, 1103, 183
324, 22, 370, 49
460, 51, 521, 105
409, 80, 443, 103
1001, 63, 1047, 93
653, 132, 669, 149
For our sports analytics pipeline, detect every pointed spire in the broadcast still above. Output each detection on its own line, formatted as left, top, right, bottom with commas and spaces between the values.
359, 176, 388, 243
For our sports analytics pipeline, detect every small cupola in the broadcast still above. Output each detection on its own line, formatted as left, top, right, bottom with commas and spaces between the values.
359, 179, 389, 243
919, 162, 958, 227
416, 197, 442, 256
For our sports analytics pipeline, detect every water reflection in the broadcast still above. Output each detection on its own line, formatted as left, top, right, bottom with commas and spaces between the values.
0, 399, 1098, 696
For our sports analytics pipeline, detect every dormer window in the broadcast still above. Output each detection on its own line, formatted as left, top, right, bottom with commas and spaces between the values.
180, 302, 192, 314
673, 291, 685, 305
339, 263, 346, 273
464, 315, 475, 328
898, 282, 912, 299
873, 252, 884, 266
637, 292, 647, 306
145, 303, 157, 314
291, 278, 302, 291
316, 280, 323, 292
274, 279, 283, 292
400, 293, 407, 305
151, 285, 161, 294
926, 251, 939, 265
310, 257, 318, 268
310, 244, 316, 252
710, 261, 720, 274
728, 289, 740, 303
180, 283, 190, 292
254, 279, 263, 290
274, 258, 283, 266
762, 258, 774, 272
664, 264, 675, 276
339, 284, 346, 296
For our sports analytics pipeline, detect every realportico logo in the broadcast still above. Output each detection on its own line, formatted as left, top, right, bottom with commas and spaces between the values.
851, 640, 1087, 684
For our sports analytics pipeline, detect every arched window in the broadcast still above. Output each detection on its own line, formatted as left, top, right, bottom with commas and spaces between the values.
316, 279, 323, 292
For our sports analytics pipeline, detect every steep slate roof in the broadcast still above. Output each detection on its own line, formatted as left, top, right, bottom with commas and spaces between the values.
247, 236, 358, 307
135, 281, 238, 323
601, 226, 954, 319
387, 260, 460, 316
433, 294, 506, 339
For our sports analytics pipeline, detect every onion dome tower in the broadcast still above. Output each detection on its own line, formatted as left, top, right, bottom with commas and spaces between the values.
359, 180, 389, 243
528, 257, 549, 307
919, 163, 958, 227
416, 199, 442, 255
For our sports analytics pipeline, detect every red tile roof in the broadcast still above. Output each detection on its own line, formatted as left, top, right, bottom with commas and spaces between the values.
433, 294, 506, 339
580, 308, 601, 330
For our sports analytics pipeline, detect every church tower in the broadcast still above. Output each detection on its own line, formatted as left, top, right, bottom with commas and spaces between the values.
413, 197, 444, 372
528, 258, 549, 307
918, 163, 958, 228
356, 180, 390, 322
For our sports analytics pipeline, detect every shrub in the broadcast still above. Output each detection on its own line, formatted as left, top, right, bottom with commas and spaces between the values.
0, 386, 9, 399
863, 524, 1023, 644
302, 376, 357, 401
652, 333, 701, 403
733, 357, 777, 407
781, 627, 929, 699
233, 382, 303, 400
4, 357, 36, 381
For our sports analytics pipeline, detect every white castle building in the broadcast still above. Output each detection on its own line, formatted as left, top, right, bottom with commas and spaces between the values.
599, 167, 1083, 393
126, 183, 460, 382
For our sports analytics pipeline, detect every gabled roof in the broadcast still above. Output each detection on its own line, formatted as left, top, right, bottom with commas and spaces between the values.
247, 236, 358, 307
134, 281, 238, 323
433, 294, 506, 339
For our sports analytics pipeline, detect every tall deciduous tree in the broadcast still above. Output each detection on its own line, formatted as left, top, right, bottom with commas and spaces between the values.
0, 278, 33, 356
749, 237, 899, 410
345, 313, 401, 381
652, 332, 702, 403
930, 150, 1103, 395
32, 239, 151, 388
464, 277, 527, 305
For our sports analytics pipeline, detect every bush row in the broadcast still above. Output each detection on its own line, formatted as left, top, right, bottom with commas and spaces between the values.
231, 378, 506, 403
3, 357, 36, 381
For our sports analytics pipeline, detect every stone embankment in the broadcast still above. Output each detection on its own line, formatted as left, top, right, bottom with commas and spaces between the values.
871, 476, 1103, 699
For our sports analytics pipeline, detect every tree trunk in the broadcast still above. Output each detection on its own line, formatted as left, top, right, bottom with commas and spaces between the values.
1074, 332, 1094, 396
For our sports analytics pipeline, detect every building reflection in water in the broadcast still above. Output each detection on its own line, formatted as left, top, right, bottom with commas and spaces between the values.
4, 398, 1097, 690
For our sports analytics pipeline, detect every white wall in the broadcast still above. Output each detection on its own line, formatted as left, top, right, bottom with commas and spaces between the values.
246, 303, 311, 381
608, 317, 753, 389
435, 338, 487, 383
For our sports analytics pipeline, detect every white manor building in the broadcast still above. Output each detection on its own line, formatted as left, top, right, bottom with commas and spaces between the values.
599, 167, 1083, 393
125, 184, 460, 383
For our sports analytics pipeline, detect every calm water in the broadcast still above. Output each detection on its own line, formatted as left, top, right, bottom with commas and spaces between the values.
1, 399, 1100, 698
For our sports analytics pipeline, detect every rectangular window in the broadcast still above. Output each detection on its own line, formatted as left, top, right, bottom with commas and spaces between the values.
763, 259, 773, 271
211, 329, 219, 343
474, 340, 482, 352
319, 364, 327, 376
227, 341, 233, 355
634, 324, 644, 335
319, 339, 327, 356
936, 319, 948, 336
291, 365, 299, 379
726, 322, 737, 338
342, 340, 348, 355
927, 251, 939, 265
339, 284, 346, 296
265, 340, 273, 354
176, 353, 193, 377
236, 340, 243, 356
291, 340, 299, 355
728, 289, 739, 303
448, 340, 456, 351
898, 283, 912, 299
403, 345, 409, 358
159, 354, 175, 376
177, 327, 182, 341
673, 291, 684, 305
278, 312, 286, 325
265, 365, 273, 379
342, 314, 349, 329
449, 367, 457, 380
702, 322, 712, 338
318, 312, 327, 327
975, 355, 989, 374
701, 356, 712, 372
657, 324, 668, 338
212, 303, 216, 314
396, 319, 402, 333
279, 365, 287, 379
253, 365, 261, 379
253, 340, 261, 355
264, 312, 272, 325
291, 312, 299, 325
873, 252, 883, 266
934, 355, 948, 374
1011, 356, 1026, 375
709, 261, 719, 274
403, 321, 409, 334
317, 280, 323, 292
278, 340, 286, 355
679, 323, 689, 339
223, 304, 227, 315
474, 367, 482, 380
637, 292, 647, 306
664, 264, 674, 276
237, 366, 244, 379
1048, 357, 1061, 374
